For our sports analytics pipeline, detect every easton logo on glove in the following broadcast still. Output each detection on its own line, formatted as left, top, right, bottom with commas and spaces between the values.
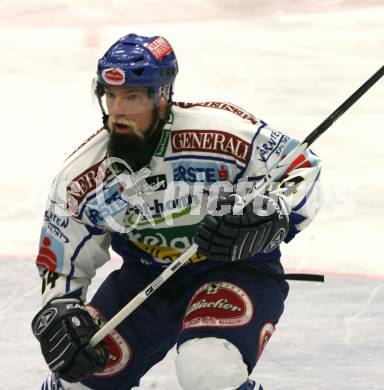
263, 227, 288, 253
33, 307, 58, 335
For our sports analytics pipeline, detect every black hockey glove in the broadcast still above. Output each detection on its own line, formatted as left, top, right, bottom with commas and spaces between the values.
32, 298, 109, 383
195, 193, 290, 261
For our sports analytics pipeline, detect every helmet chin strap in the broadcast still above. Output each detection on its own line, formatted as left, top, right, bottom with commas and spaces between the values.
95, 88, 110, 130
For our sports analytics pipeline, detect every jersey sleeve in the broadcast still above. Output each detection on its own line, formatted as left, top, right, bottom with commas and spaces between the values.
36, 172, 112, 305
242, 121, 322, 243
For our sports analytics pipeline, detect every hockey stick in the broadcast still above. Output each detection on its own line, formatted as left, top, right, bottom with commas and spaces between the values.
89, 65, 384, 347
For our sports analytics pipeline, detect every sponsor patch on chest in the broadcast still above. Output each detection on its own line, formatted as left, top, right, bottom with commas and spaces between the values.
145, 174, 167, 191
171, 130, 250, 163
172, 161, 230, 183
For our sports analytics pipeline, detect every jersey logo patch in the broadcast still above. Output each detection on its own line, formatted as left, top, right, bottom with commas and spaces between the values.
146, 37, 173, 61
86, 305, 132, 377
102, 68, 126, 85
131, 240, 206, 265
182, 282, 253, 329
36, 232, 64, 273
172, 161, 230, 183
66, 158, 113, 217
257, 322, 275, 360
171, 130, 250, 164
44, 211, 69, 243
256, 132, 289, 163
145, 174, 167, 191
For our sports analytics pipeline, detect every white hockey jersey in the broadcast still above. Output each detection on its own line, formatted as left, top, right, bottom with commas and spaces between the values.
36, 102, 322, 303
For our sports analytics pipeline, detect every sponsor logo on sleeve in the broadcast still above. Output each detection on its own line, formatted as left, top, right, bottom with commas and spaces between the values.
66, 159, 113, 216
44, 211, 69, 243
36, 230, 64, 273
171, 130, 250, 163
182, 282, 253, 329
256, 132, 289, 162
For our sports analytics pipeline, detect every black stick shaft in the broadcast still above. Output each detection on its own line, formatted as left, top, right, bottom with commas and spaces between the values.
304, 65, 384, 146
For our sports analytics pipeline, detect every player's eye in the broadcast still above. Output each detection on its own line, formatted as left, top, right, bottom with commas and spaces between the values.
125, 94, 141, 102
105, 91, 115, 98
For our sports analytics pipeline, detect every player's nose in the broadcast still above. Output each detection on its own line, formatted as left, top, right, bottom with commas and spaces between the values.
108, 97, 128, 116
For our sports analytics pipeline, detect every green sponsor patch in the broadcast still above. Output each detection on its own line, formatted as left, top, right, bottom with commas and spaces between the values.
125, 224, 199, 250
126, 203, 197, 227
154, 112, 173, 157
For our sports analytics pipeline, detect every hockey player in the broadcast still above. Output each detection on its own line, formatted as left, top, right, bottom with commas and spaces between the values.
32, 34, 322, 389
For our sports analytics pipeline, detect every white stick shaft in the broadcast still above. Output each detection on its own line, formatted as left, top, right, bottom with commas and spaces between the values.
89, 244, 198, 347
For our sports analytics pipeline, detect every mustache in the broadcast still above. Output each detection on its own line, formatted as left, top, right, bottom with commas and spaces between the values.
107, 116, 144, 140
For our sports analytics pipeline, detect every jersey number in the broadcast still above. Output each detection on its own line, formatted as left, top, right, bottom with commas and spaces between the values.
42, 270, 59, 294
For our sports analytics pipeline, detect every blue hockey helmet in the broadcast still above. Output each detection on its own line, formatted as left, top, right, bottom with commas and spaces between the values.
96, 33, 178, 103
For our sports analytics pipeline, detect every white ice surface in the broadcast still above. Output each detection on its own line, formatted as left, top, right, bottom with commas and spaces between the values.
0, 1, 383, 389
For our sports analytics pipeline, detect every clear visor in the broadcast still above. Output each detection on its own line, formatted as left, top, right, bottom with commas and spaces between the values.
91, 77, 101, 112
91, 77, 171, 116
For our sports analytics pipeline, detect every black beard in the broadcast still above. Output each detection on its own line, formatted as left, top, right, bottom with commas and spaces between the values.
107, 126, 162, 173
